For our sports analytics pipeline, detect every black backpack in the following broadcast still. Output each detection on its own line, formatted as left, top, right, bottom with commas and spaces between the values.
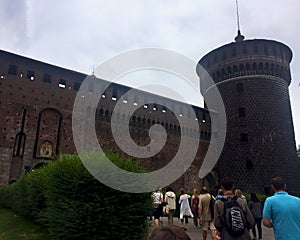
221, 196, 247, 237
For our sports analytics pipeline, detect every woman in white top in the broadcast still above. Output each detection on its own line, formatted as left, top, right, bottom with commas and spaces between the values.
178, 188, 193, 231
152, 188, 163, 227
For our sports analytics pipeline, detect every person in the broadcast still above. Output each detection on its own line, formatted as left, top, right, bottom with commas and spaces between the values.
199, 187, 217, 240
248, 193, 262, 240
214, 177, 255, 240
178, 188, 193, 231
262, 177, 300, 240
215, 189, 224, 239
234, 189, 247, 203
215, 188, 224, 201
191, 189, 200, 228
152, 188, 163, 227
147, 225, 191, 240
164, 187, 176, 225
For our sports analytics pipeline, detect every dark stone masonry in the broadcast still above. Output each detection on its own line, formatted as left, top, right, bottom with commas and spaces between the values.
0, 33, 299, 194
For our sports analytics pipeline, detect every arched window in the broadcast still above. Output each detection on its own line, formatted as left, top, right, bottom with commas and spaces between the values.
271, 64, 275, 75
259, 63, 263, 74
280, 66, 284, 78
246, 63, 250, 71
252, 63, 257, 73
233, 65, 238, 74
276, 65, 280, 77
227, 66, 232, 77
265, 63, 269, 74
222, 69, 226, 79
239, 64, 244, 73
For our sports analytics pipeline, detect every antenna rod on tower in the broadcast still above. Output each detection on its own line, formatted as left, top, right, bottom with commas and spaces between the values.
234, 0, 244, 42
236, 0, 240, 32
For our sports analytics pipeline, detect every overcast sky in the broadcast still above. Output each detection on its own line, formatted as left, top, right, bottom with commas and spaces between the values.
1, 0, 299, 146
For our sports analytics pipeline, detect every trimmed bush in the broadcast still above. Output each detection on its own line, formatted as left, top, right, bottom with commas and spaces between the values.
0, 153, 152, 240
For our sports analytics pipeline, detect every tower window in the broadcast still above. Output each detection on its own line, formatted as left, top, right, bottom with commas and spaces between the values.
43, 73, 51, 84
236, 82, 244, 92
240, 133, 248, 142
239, 107, 246, 117
233, 65, 238, 74
246, 159, 253, 170
58, 79, 66, 88
8, 64, 17, 75
112, 87, 117, 99
27, 70, 35, 80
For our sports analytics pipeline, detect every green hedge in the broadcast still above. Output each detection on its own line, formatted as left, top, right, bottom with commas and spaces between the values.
0, 153, 152, 240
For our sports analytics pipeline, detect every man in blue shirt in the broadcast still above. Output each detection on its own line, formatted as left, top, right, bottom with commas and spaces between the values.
263, 177, 300, 240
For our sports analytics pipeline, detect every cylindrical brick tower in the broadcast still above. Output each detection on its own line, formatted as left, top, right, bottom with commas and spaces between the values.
197, 32, 300, 195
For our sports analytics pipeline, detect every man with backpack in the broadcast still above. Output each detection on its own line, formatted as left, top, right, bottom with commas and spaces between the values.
214, 177, 255, 240
199, 187, 217, 240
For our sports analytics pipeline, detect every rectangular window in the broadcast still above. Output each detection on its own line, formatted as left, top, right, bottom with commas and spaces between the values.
236, 82, 244, 92
112, 87, 117, 98
58, 79, 66, 88
8, 64, 17, 75
27, 70, 35, 80
239, 107, 246, 118
43, 73, 51, 84
240, 133, 248, 142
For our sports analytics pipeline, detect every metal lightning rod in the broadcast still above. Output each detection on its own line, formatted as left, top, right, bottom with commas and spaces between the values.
236, 0, 241, 32
234, 0, 244, 42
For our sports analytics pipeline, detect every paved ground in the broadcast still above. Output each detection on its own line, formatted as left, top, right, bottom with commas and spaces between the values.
151, 217, 275, 240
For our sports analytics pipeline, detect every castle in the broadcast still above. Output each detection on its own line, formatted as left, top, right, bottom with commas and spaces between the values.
0, 33, 299, 194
